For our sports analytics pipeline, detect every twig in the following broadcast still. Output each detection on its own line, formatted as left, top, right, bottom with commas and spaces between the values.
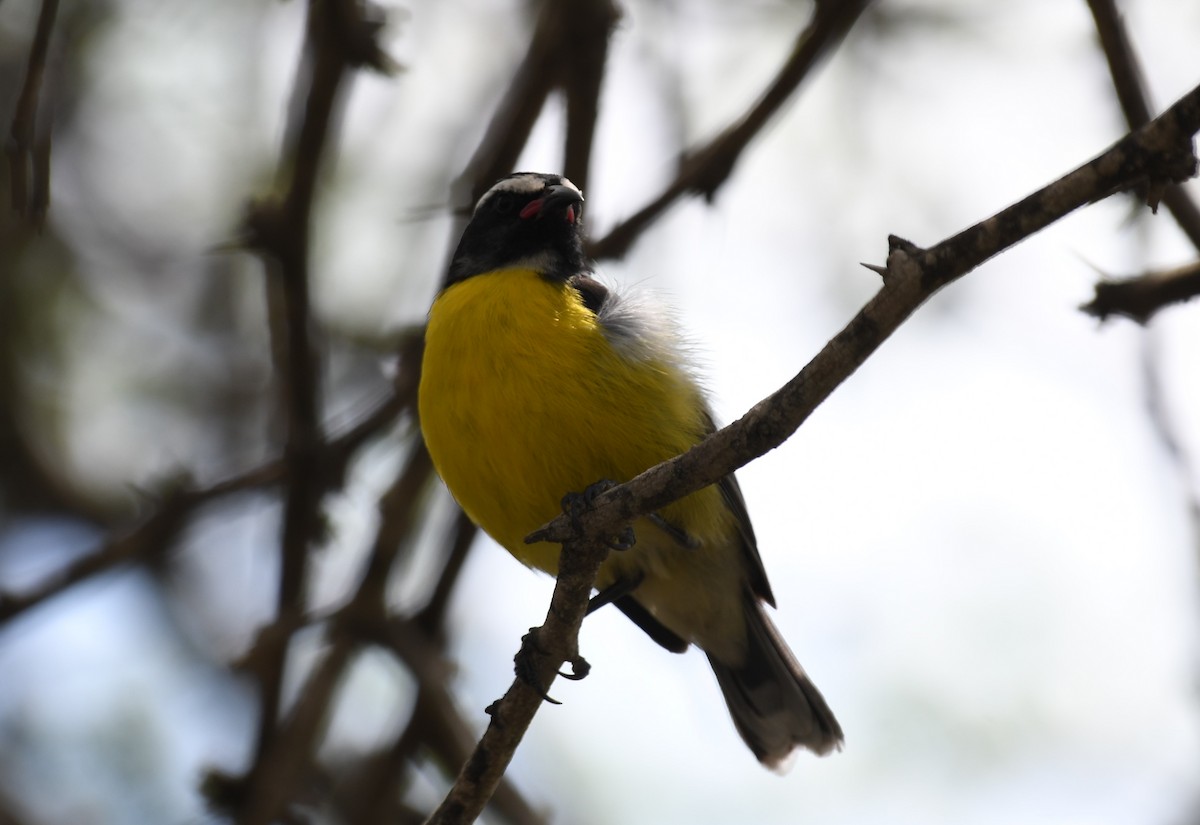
424, 81, 1200, 825
0, 394, 117, 527
413, 509, 479, 639
327, 717, 426, 825
588, 0, 875, 261
417, 681, 551, 825
228, 386, 471, 823
237, 1, 394, 821
347, 442, 537, 823
444, 0, 621, 293
351, 441, 436, 609
423, 527, 610, 825
0, 787, 36, 825
393, 618, 548, 825
1081, 259, 1200, 322
1083, 0, 1200, 540
452, 2, 576, 211
1086, 0, 1200, 250
6, 0, 58, 225
237, 636, 358, 825
1139, 332, 1200, 534
1082, 0, 1200, 322
0, 487, 192, 622
0, 382, 405, 625
205, 428, 434, 823
560, 0, 621, 193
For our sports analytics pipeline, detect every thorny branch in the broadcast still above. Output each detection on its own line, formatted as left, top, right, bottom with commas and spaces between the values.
426, 80, 1200, 825
533, 81, 1200, 551
1082, 0, 1200, 321
422, 527, 609, 825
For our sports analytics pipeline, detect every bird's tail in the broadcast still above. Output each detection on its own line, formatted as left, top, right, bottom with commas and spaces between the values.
706, 598, 843, 770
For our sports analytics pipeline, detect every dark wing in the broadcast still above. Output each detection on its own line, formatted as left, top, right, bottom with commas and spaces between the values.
568, 274, 609, 314
615, 596, 689, 653
702, 410, 776, 607
587, 573, 689, 653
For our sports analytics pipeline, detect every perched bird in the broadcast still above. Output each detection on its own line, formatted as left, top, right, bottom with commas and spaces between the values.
419, 172, 842, 768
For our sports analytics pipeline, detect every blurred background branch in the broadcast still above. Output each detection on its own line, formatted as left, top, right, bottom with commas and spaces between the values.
0, 1, 1198, 825
233, 0, 393, 818
5, 0, 57, 226
589, 0, 874, 261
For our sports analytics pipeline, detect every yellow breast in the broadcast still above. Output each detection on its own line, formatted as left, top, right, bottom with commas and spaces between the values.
418, 268, 727, 576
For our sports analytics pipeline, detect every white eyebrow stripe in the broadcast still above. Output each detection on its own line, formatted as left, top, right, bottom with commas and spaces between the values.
473, 174, 581, 214
491, 175, 547, 195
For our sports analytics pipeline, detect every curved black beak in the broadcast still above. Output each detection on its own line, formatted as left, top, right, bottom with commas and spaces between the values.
521, 183, 584, 223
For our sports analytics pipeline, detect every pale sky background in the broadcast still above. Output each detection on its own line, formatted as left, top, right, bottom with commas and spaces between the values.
1, 1, 1199, 824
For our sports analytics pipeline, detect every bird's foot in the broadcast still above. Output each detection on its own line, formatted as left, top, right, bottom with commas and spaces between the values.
514, 627, 560, 704
561, 479, 635, 551
514, 627, 591, 704
646, 512, 698, 549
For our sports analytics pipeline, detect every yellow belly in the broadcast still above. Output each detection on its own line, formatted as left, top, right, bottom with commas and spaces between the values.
419, 268, 745, 653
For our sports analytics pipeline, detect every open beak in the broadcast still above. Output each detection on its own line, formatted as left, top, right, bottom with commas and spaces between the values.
520, 184, 584, 223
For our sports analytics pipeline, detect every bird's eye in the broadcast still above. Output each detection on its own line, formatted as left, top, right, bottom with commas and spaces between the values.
492, 194, 514, 214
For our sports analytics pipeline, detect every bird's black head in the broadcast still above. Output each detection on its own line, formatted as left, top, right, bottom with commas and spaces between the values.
445, 172, 587, 287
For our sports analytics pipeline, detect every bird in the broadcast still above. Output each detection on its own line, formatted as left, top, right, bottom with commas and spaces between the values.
418, 171, 842, 768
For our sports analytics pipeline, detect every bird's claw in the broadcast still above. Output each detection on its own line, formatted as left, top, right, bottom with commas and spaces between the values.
514, 627, 592, 702
609, 526, 635, 551
561, 479, 636, 551
514, 627, 561, 704
558, 655, 591, 681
